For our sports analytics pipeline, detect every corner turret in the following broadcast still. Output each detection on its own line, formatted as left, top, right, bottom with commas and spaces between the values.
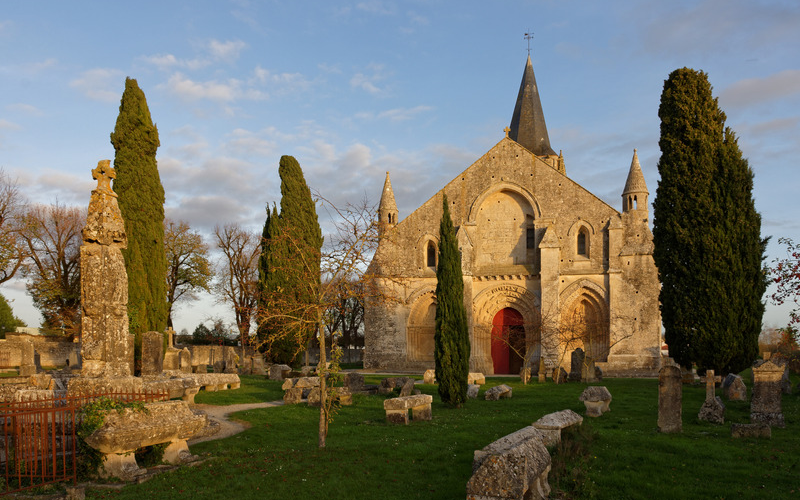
378, 171, 398, 236
622, 149, 649, 215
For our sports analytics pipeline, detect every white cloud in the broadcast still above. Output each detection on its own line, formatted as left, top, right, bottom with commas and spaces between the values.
164, 73, 265, 102
69, 68, 125, 102
0, 119, 21, 131
377, 105, 432, 122
350, 64, 389, 95
720, 70, 800, 109
208, 39, 247, 60
7, 103, 43, 116
141, 39, 247, 72
356, 1, 396, 15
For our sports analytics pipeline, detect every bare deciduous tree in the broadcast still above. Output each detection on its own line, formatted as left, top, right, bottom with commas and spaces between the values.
165, 218, 213, 328
21, 203, 84, 337
213, 223, 259, 348
0, 169, 28, 285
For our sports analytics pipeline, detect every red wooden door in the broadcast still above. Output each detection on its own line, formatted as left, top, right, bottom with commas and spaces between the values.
491, 308, 524, 374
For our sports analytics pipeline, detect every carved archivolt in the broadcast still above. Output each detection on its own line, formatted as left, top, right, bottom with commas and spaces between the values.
473, 284, 540, 328
406, 288, 437, 362
467, 182, 541, 223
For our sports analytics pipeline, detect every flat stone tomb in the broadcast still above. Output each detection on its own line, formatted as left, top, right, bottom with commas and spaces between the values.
383, 394, 433, 424
466, 425, 552, 500
532, 409, 583, 447
578, 386, 612, 417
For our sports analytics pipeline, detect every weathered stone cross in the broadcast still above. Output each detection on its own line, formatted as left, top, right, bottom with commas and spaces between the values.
504, 126, 511, 138
702, 369, 722, 401
92, 159, 116, 195
166, 327, 176, 349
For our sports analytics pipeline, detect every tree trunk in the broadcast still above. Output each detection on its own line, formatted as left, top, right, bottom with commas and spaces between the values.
317, 319, 327, 448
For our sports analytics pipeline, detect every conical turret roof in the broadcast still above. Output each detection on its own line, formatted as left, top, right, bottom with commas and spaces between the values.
508, 56, 556, 156
623, 149, 649, 195
379, 171, 398, 214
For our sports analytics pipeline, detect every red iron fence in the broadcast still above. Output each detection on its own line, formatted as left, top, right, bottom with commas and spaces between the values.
0, 390, 168, 494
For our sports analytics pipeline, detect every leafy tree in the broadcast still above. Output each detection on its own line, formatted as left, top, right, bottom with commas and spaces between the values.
0, 292, 25, 337
770, 237, 800, 326
20, 203, 83, 337
110, 77, 168, 345
769, 237, 800, 347
434, 195, 470, 407
164, 219, 213, 328
653, 67, 766, 373
258, 156, 323, 361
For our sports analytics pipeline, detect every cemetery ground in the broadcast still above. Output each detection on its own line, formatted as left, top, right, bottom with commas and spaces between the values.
82, 371, 799, 500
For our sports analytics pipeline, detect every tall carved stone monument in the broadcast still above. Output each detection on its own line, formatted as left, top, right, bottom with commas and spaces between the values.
80, 160, 132, 378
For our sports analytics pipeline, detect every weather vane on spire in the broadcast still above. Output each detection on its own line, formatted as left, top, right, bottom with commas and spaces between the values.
524, 31, 533, 56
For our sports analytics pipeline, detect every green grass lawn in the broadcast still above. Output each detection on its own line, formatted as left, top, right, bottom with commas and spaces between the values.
86, 372, 799, 500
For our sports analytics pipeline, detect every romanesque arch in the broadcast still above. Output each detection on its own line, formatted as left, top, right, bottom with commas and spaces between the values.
559, 280, 610, 361
473, 284, 541, 374
567, 219, 596, 259
467, 185, 540, 270
406, 288, 436, 362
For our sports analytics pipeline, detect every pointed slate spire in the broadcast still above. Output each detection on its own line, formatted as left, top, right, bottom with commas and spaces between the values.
509, 56, 556, 156
378, 171, 398, 235
622, 149, 649, 212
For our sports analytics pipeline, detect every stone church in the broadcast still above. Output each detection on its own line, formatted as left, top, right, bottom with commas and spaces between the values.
364, 56, 662, 377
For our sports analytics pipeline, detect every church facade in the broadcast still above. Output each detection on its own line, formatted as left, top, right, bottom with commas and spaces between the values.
364, 57, 662, 377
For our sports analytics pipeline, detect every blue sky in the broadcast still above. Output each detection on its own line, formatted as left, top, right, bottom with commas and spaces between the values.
1, 0, 798, 333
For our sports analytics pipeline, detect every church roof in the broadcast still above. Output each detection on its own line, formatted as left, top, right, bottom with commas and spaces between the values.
508, 56, 557, 157
622, 149, 649, 195
379, 171, 398, 213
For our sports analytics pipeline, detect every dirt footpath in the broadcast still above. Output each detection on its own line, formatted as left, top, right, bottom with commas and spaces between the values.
189, 401, 283, 444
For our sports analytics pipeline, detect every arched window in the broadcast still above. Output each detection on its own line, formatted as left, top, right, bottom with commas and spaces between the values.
427, 241, 437, 268
577, 228, 589, 257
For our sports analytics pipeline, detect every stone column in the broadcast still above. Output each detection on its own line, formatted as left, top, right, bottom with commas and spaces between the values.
538, 225, 560, 369
80, 160, 132, 378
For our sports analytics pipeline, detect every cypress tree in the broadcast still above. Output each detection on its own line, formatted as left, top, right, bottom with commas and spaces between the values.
110, 77, 168, 350
258, 156, 322, 361
434, 195, 470, 407
653, 68, 766, 373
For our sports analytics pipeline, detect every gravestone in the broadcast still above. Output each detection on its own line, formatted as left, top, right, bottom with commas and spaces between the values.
79, 160, 132, 378
721, 373, 747, 401
552, 366, 568, 384
344, 372, 364, 393
399, 378, 415, 397
581, 356, 597, 383
141, 331, 164, 376
467, 384, 480, 399
538, 357, 547, 383
658, 365, 682, 433
751, 360, 785, 428
569, 348, 585, 382
423, 369, 436, 384
179, 348, 192, 373
698, 369, 725, 424
18, 341, 36, 377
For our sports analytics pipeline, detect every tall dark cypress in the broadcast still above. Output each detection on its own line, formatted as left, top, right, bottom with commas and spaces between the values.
434, 195, 470, 407
110, 78, 168, 351
258, 156, 322, 362
653, 68, 766, 373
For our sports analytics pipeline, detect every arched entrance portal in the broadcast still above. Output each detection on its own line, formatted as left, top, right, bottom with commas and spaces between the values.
491, 308, 525, 374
